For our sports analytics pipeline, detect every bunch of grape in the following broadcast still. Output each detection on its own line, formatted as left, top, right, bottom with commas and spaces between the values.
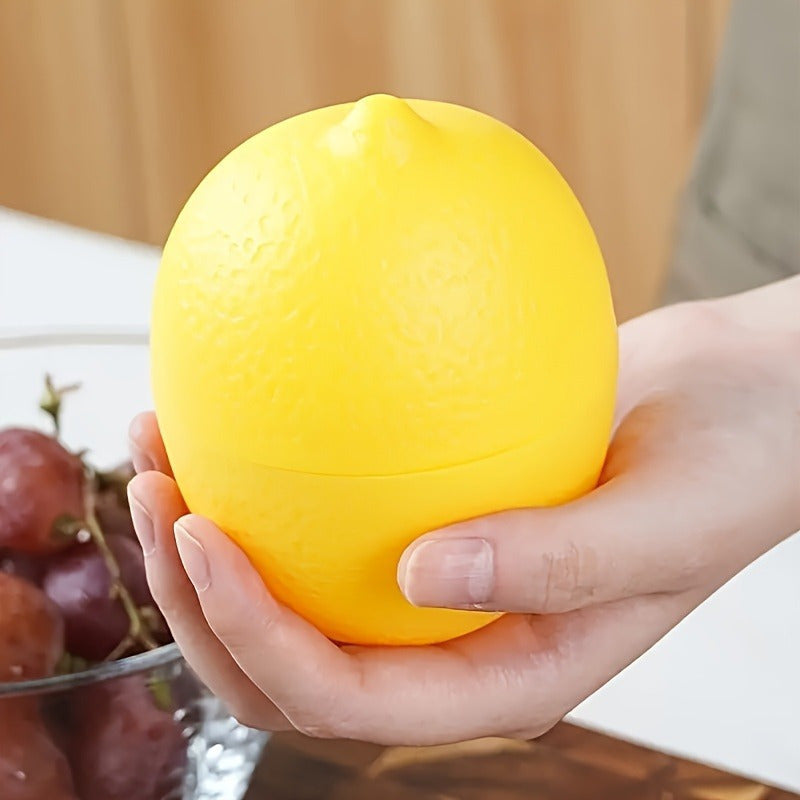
0, 383, 187, 800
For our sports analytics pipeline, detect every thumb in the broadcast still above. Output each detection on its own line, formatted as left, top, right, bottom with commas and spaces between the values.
397, 475, 699, 614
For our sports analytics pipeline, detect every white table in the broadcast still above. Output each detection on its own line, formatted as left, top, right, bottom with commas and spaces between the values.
2, 206, 798, 791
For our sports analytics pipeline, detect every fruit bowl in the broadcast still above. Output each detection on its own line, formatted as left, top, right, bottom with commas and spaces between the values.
0, 329, 267, 799
0, 643, 267, 800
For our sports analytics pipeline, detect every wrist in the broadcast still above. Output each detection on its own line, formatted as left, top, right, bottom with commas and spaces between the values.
717, 275, 800, 336
712, 278, 800, 538
713, 277, 800, 395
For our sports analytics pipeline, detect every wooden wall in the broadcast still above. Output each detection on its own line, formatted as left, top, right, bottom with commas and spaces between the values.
0, 1, 729, 320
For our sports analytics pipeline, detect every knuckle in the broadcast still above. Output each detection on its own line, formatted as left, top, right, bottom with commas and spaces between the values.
537, 543, 588, 613
209, 623, 251, 655
208, 603, 281, 654
204, 607, 255, 651
672, 538, 718, 590
146, 579, 177, 620
291, 716, 339, 740
288, 698, 350, 740
527, 718, 561, 740
226, 698, 288, 732
229, 705, 262, 730
505, 717, 560, 741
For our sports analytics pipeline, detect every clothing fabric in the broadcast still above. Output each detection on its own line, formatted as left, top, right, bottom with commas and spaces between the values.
665, 0, 800, 303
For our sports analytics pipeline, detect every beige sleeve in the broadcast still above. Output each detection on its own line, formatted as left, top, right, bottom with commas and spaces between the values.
665, 0, 800, 304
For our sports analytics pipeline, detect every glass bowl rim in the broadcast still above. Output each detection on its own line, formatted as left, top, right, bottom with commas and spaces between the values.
0, 642, 183, 698
2, 329, 180, 699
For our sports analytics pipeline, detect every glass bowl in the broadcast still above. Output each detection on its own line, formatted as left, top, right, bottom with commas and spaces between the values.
0, 644, 267, 800
0, 329, 268, 800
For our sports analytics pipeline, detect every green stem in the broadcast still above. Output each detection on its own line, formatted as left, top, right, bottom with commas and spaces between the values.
82, 472, 158, 657
39, 374, 80, 438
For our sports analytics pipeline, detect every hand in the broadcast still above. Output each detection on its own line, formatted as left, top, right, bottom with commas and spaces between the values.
127, 278, 799, 744
397, 279, 800, 614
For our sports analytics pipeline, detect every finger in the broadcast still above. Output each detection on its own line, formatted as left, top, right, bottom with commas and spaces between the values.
173, 513, 364, 737
128, 411, 173, 476
397, 404, 708, 614
171, 507, 699, 745
175, 511, 552, 743
127, 472, 290, 731
341, 589, 699, 745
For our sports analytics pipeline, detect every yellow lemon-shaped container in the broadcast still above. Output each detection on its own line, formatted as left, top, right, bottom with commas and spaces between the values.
151, 95, 617, 645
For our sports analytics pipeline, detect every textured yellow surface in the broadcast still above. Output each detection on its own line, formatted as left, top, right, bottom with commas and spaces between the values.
151, 95, 617, 645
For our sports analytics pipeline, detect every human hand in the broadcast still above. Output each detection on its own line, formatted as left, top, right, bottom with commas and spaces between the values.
127, 278, 799, 744
397, 279, 800, 615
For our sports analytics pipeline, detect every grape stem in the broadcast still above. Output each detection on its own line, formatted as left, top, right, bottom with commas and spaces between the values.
38, 373, 159, 661
81, 470, 159, 659
39, 374, 80, 437
96, 463, 135, 509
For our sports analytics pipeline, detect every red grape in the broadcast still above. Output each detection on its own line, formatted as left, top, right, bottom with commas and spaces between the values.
95, 461, 137, 540
0, 428, 84, 555
0, 550, 45, 586
0, 572, 64, 682
0, 708, 77, 800
43, 533, 160, 661
68, 675, 187, 800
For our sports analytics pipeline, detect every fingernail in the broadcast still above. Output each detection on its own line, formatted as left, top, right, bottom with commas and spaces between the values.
398, 538, 494, 608
175, 520, 211, 592
128, 437, 155, 474
127, 488, 155, 556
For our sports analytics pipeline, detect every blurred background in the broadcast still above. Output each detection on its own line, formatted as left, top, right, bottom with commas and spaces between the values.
0, 0, 735, 322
